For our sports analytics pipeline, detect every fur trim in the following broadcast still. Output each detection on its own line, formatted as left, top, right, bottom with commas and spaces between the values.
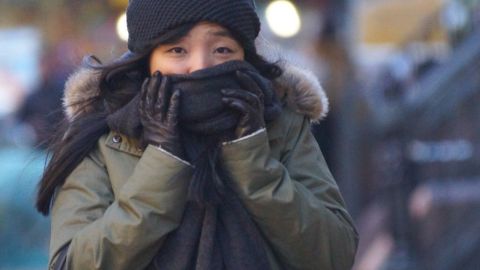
62, 63, 328, 122
63, 68, 102, 120
274, 62, 329, 122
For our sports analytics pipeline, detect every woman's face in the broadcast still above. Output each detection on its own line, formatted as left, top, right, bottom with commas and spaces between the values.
149, 22, 245, 75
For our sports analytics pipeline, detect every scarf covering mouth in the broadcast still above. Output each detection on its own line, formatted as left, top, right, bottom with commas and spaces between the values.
106, 60, 281, 269
170, 60, 281, 135
107, 60, 282, 138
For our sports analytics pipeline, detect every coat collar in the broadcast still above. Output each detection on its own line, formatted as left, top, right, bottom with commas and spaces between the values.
63, 61, 329, 123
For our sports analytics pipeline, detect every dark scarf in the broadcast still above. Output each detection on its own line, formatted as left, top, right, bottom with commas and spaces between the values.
106, 61, 282, 269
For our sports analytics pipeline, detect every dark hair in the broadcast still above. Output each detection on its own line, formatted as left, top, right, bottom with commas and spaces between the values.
36, 23, 283, 215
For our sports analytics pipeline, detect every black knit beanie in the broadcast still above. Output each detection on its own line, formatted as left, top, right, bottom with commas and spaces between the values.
126, 0, 260, 53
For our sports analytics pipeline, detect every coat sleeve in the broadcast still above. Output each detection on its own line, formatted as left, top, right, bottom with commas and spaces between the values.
221, 112, 359, 270
49, 144, 193, 270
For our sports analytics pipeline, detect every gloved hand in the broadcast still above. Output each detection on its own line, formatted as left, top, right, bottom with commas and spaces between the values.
221, 71, 266, 139
139, 72, 184, 158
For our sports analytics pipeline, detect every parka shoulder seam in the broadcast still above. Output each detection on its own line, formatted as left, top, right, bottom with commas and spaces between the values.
89, 138, 108, 168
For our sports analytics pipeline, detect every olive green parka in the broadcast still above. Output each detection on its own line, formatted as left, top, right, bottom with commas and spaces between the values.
49, 62, 358, 270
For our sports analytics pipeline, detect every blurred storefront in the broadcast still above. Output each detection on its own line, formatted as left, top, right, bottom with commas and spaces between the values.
349, 1, 480, 269
0, 1, 129, 268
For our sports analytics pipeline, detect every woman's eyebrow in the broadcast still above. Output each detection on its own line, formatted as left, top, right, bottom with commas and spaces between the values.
208, 30, 234, 38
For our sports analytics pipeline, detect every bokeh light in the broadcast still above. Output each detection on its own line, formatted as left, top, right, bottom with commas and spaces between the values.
265, 0, 302, 38
116, 12, 128, 42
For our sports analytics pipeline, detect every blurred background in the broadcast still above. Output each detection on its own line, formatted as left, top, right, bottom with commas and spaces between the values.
0, 0, 479, 269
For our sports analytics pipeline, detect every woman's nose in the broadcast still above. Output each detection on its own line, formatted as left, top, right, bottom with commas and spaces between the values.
188, 54, 214, 73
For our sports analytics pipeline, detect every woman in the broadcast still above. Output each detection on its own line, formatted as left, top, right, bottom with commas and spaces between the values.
37, 0, 358, 269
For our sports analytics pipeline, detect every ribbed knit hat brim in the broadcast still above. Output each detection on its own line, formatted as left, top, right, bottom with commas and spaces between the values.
127, 0, 260, 53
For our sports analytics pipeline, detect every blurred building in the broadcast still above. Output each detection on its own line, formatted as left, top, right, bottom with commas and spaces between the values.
349, 1, 480, 269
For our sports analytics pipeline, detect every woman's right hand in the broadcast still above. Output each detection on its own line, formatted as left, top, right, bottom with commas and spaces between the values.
139, 72, 184, 158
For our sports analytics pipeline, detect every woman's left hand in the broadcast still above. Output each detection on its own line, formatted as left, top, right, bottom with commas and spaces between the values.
222, 71, 266, 139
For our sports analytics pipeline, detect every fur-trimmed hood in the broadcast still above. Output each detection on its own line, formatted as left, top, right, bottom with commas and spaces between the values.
63, 62, 329, 123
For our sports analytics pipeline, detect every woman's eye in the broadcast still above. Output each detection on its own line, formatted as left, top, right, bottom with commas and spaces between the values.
215, 47, 234, 54
168, 47, 186, 54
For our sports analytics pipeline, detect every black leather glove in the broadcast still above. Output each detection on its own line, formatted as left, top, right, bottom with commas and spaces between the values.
139, 72, 184, 158
221, 71, 266, 139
